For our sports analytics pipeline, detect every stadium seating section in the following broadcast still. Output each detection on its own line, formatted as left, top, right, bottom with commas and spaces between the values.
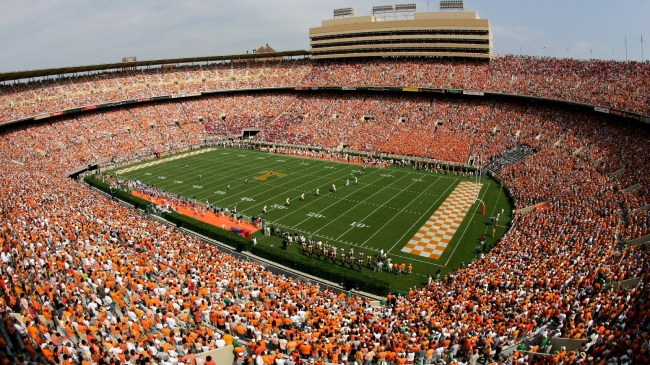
0, 57, 648, 364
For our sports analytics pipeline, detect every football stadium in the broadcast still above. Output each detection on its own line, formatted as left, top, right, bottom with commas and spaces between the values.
0, 1, 649, 365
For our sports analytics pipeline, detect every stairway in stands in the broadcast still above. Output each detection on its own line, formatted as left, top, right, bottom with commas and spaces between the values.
486, 144, 536, 174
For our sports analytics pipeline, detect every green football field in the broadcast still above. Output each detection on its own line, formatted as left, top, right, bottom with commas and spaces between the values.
111, 146, 513, 291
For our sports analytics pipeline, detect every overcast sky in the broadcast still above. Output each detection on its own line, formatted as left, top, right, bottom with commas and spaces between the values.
0, 0, 648, 72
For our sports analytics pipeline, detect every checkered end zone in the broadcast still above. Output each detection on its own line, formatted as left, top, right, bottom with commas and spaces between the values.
402, 181, 483, 259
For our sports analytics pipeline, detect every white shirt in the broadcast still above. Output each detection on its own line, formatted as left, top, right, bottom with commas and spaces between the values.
166, 317, 177, 328
256, 355, 265, 365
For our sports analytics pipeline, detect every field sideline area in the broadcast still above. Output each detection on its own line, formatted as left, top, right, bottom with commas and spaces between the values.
111, 146, 513, 290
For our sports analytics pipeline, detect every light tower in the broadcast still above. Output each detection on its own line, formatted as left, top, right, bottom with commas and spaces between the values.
371, 4, 417, 21
333, 7, 355, 18
439, 0, 465, 11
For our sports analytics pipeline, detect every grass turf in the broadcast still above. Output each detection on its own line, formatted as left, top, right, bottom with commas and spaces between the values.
111, 146, 513, 292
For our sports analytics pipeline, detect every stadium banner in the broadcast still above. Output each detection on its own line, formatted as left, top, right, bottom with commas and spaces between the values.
402, 87, 419, 92
136, 98, 151, 103
152, 95, 171, 100
49, 111, 64, 117
463, 90, 484, 96
64, 107, 83, 114
98, 100, 136, 109
594, 106, 610, 114
1, 117, 34, 126
644, 116, 650, 124
320, 86, 341, 91
83, 105, 98, 111
447, 89, 462, 94
420, 88, 447, 94
294, 87, 308, 91
172, 93, 186, 99
623, 112, 644, 122
34, 113, 50, 120
186, 92, 201, 97
365, 86, 400, 91
609, 109, 623, 116
341, 86, 357, 91
309, 87, 319, 90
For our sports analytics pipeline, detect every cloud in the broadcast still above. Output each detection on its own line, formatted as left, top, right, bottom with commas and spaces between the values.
491, 24, 549, 56
492, 24, 545, 43
0, 0, 648, 71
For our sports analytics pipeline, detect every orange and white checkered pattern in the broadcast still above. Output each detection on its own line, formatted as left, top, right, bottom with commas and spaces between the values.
402, 181, 483, 259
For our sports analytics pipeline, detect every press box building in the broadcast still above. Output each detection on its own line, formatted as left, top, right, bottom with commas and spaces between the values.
309, 3, 492, 60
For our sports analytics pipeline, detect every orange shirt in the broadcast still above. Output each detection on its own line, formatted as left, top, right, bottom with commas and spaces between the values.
42, 347, 55, 362
299, 342, 312, 355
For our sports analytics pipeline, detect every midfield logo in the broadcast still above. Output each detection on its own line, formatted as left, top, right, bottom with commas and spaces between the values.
254, 171, 286, 181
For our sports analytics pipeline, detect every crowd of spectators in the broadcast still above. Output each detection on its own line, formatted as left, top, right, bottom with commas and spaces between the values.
0, 59, 311, 122
1, 56, 649, 125
303, 57, 650, 115
0, 67, 649, 365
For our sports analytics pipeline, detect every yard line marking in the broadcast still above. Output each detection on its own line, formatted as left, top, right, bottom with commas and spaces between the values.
240, 164, 357, 213
149, 151, 299, 195
115, 148, 215, 174
319, 194, 422, 215
334, 174, 427, 240
365, 183, 438, 197
360, 174, 443, 245
210, 153, 361, 203
270, 223, 379, 252
387, 181, 456, 254
268, 168, 386, 222
144, 149, 335, 200
401, 181, 483, 260
308, 172, 413, 235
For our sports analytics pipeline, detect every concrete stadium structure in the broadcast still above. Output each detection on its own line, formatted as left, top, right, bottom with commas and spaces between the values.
310, 6, 492, 59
